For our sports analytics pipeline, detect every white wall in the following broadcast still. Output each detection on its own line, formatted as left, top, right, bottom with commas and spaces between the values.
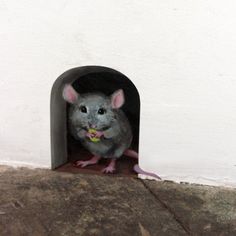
1, 0, 236, 186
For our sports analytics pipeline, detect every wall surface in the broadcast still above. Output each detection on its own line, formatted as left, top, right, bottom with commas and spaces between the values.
1, 0, 236, 187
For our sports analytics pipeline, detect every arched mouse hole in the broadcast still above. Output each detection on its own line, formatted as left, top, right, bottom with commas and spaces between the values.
51, 66, 140, 176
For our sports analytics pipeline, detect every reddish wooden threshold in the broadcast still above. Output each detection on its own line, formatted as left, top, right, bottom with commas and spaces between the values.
56, 141, 138, 177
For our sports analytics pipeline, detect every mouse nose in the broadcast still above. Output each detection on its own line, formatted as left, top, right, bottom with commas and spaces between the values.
88, 122, 96, 129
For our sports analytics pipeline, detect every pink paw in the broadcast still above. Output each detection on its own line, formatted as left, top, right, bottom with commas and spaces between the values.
74, 156, 100, 168
75, 160, 91, 168
102, 166, 116, 174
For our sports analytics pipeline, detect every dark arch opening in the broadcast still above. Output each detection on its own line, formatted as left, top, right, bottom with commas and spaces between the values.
51, 66, 140, 175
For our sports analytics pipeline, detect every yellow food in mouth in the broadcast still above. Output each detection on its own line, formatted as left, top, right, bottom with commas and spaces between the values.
88, 128, 100, 142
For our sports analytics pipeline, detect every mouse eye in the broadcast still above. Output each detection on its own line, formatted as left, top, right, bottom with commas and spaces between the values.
80, 106, 87, 113
98, 108, 106, 115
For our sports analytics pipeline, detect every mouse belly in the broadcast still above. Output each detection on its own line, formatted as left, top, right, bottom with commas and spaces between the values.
81, 138, 127, 159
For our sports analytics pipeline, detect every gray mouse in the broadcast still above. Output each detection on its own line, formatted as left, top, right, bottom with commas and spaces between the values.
62, 84, 161, 179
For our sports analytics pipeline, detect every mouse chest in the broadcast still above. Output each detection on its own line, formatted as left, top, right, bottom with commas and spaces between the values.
83, 138, 116, 156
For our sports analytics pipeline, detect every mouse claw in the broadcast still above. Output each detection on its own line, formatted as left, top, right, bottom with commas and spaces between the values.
102, 166, 116, 174
75, 161, 89, 168
74, 156, 100, 168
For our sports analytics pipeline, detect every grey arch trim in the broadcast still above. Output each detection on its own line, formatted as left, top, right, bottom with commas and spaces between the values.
50, 65, 140, 169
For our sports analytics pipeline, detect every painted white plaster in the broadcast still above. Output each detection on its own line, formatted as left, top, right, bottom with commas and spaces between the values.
1, 0, 236, 187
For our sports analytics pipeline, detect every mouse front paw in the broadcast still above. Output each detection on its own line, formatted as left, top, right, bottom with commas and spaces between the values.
74, 156, 101, 168
75, 160, 91, 168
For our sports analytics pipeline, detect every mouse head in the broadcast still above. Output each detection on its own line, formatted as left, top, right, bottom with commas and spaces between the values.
62, 84, 125, 131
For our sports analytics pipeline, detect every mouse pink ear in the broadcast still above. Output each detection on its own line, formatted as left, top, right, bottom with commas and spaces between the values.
62, 84, 79, 104
111, 89, 125, 109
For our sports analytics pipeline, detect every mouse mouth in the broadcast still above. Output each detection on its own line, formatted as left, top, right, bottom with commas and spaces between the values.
84, 126, 111, 132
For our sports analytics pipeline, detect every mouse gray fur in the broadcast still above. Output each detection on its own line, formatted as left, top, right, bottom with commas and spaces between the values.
63, 84, 133, 173
62, 83, 162, 179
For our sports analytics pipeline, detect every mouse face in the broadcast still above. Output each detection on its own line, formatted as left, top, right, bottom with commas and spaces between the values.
63, 84, 125, 131
71, 94, 115, 131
